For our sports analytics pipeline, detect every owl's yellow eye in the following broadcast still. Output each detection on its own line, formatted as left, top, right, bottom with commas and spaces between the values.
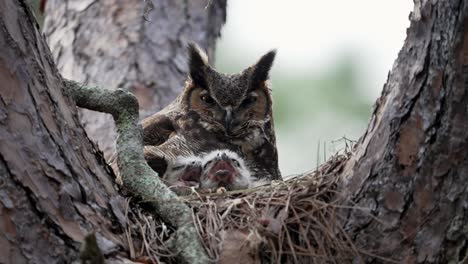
200, 94, 215, 105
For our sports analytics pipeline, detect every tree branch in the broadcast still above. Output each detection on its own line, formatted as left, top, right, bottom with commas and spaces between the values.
64, 79, 209, 264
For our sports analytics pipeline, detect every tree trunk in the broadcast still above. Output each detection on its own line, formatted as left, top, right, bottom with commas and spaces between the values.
0, 1, 129, 263
43, 0, 227, 159
2, 0, 468, 263
341, 1, 468, 263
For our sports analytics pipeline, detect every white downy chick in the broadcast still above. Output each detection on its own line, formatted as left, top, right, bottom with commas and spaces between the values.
199, 150, 265, 191
163, 155, 203, 187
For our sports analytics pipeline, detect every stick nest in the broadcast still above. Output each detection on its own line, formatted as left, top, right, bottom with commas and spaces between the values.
124, 148, 362, 264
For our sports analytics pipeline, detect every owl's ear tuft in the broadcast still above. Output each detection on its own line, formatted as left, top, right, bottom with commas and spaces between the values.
187, 42, 209, 88
251, 49, 276, 89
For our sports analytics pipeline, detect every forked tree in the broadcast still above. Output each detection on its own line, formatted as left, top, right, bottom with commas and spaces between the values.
0, 0, 467, 263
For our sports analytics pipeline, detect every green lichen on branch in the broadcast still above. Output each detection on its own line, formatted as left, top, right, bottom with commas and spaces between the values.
64, 79, 209, 264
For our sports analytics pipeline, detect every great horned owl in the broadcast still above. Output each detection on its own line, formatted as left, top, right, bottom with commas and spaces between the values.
142, 43, 281, 182
199, 149, 269, 191
160, 149, 268, 191
163, 155, 202, 187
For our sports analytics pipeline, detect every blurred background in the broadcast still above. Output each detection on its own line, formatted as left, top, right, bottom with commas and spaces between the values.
215, 1, 413, 176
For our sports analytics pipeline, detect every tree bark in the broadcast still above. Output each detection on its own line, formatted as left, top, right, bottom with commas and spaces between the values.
341, 1, 468, 263
0, 1, 129, 263
43, 0, 227, 159
2, 0, 468, 263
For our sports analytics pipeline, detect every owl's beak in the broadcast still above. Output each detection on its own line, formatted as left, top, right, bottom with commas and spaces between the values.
222, 107, 233, 131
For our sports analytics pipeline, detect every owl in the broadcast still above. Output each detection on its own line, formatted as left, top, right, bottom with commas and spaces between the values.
142, 43, 281, 183
161, 149, 267, 192
163, 155, 202, 187
199, 149, 269, 191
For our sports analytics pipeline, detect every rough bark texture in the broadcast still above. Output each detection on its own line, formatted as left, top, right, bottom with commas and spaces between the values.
0, 1, 130, 263
2, 0, 468, 263
43, 0, 227, 159
341, 1, 468, 263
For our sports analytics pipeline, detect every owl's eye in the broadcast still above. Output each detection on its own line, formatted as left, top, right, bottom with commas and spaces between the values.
241, 95, 257, 107
200, 94, 215, 105
232, 159, 240, 167
203, 160, 214, 169
172, 165, 185, 171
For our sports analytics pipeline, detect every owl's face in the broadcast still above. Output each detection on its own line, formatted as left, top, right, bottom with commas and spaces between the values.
199, 149, 252, 191
183, 43, 276, 136
163, 155, 203, 187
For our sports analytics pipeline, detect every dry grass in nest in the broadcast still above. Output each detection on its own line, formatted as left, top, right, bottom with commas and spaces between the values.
125, 143, 370, 263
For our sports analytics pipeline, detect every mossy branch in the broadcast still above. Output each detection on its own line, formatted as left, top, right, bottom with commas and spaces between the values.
64, 79, 209, 264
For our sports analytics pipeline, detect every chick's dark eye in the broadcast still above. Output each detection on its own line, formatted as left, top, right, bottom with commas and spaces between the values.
241, 96, 257, 107
203, 160, 213, 169
200, 94, 215, 104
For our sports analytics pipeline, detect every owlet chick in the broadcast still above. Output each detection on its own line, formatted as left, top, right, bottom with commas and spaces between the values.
163, 155, 202, 187
199, 150, 269, 191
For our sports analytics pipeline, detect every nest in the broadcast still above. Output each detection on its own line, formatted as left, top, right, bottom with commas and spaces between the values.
124, 144, 367, 264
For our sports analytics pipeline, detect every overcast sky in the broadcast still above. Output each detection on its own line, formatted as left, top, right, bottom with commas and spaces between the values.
217, 0, 413, 100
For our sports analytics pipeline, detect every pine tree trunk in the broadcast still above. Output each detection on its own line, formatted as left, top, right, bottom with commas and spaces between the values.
43, 0, 226, 159
0, 1, 129, 263
341, 1, 468, 262
2, 0, 468, 263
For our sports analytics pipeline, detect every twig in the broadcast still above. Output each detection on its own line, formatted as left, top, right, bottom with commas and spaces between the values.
64, 79, 209, 264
